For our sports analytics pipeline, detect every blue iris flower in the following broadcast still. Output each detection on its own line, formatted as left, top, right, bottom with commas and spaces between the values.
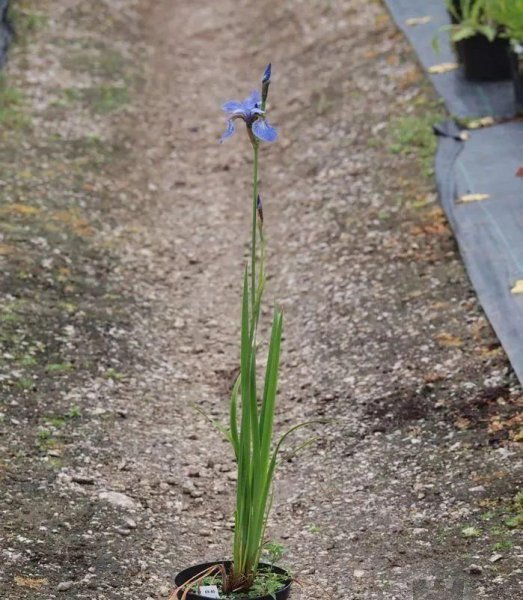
220, 88, 278, 144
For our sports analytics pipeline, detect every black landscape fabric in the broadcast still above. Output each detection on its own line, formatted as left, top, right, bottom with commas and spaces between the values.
384, 1, 523, 385
383, 0, 515, 118
0, 0, 11, 68
435, 123, 523, 384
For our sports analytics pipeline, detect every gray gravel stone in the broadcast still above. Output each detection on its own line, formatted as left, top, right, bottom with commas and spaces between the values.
57, 581, 74, 592
99, 491, 141, 511
468, 564, 484, 575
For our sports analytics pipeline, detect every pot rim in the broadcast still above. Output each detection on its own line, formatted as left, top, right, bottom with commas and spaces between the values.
174, 560, 292, 600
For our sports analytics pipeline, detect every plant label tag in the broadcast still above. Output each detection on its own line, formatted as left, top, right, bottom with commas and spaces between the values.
199, 585, 220, 598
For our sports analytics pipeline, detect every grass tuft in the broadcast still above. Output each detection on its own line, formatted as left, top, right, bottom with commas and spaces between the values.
388, 110, 444, 177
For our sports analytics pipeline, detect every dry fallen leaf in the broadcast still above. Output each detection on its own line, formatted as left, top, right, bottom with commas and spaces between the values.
478, 346, 503, 359
410, 208, 449, 237
0, 243, 15, 256
467, 117, 495, 129
511, 280, 523, 295
364, 49, 380, 59
424, 372, 445, 383
15, 576, 48, 589
503, 413, 523, 429
479, 498, 498, 508
517, 166, 523, 178
458, 193, 490, 203
455, 417, 471, 430
375, 13, 390, 28
423, 222, 449, 235
51, 210, 93, 237
488, 417, 503, 433
428, 62, 459, 74
431, 301, 450, 310
3, 203, 40, 216
405, 16, 432, 26
397, 66, 422, 90
425, 207, 445, 220
436, 332, 464, 347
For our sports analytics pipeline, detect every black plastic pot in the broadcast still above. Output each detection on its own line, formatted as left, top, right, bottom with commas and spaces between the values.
174, 561, 292, 600
510, 46, 523, 114
456, 35, 512, 81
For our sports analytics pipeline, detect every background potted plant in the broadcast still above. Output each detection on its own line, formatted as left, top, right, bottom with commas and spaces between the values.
448, 0, 467, 24
444, 0, 511, 80
488, 0, 523, 112
171, 65, 319, 600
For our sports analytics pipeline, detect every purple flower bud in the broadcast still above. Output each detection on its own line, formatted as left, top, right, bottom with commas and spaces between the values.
257, 194, 264, 224
262, 63, 272, 84
261, 64, 272, 107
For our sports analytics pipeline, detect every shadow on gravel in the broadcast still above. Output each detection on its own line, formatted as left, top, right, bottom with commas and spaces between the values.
364, 383, 518, 442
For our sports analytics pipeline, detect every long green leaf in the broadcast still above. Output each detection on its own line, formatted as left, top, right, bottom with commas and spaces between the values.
229, 374, 241, 459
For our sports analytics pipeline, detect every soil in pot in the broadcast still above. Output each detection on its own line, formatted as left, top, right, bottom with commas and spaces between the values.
174, 561, 292, 600
510, 46, 523, 114
457, 34, 512, 81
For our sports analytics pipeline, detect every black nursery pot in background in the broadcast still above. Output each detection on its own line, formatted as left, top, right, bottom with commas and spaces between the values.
174, 562, 292, 600
457, 35, 512, 81
510, 46, 523, 114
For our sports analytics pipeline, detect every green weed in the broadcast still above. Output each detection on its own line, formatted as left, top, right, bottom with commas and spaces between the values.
57, 85, 129, 114
44, 416, 65, 428
45, 363, 74, 373
15, 377, 33, 389
0, 76, 30, 130
388, 111, 443, 177
88, 85, 129, 113
461, 526, 481, 538
104, 368, 126, 381
66, 405, 81, 419
62, 48, 126, 79
8, 3, 48, 44
493, 539, 513, 552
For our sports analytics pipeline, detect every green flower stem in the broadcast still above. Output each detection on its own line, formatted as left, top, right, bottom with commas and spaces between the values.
251, 139, 259, 322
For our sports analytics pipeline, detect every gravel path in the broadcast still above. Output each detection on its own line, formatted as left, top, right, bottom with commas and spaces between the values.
1, 1, 521, 599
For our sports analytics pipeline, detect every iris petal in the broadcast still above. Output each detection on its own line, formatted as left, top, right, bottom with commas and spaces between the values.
252, 118, 277, 143
222, 100, 247, 116
220, 119, 236, 143
244, 89, 261, 109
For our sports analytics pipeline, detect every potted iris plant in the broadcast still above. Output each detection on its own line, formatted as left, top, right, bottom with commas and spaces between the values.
171, 65, 317, 600
488, 0, 523, 113
448, 0, 467, 24
444, 0, 511, 80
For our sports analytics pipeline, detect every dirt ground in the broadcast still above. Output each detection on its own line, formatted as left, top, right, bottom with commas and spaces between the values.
0, 0, 522, 599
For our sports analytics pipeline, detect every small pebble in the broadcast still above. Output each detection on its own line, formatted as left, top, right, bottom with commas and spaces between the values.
72, 475, 95, 485
468, 564, 483, 575
57, 581, 74, 592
